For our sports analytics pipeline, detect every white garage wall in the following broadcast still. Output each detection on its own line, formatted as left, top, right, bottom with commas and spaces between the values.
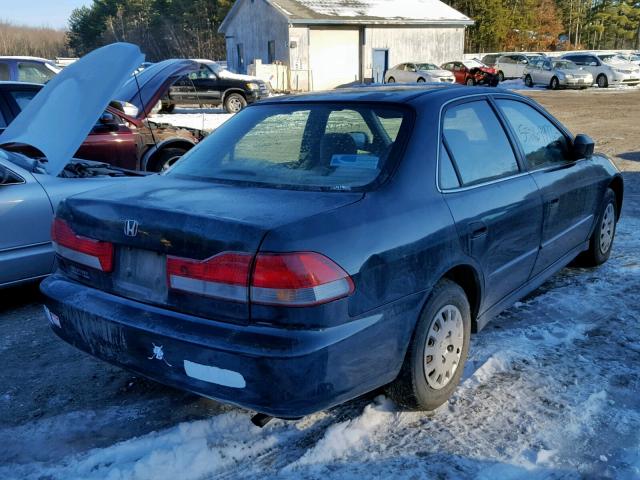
364, 26, 466, 81
223, 0, 289, 73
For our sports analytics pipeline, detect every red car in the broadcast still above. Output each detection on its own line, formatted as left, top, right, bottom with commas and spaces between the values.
441, 60, 500, 87
0, 60, 203, 172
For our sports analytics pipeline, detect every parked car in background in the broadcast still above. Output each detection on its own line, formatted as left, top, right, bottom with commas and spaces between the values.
0, 56, 60, 84
161, 59, 270, 113
495, 53, 546, 81
524, 58, 593, 89
561, 52, 640, 88
619, 52, 640, 67
441, 59, 500, 86
0, 43, 148, 288
42, 83, 622, 420
0, 60, 203, 172
384, 63, 455, 84
480, 53, 502, 68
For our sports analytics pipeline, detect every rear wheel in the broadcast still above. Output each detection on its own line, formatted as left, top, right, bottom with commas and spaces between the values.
580, 188, 618, 266
525, 75, 534, 88
147, 147, 187, 172
387, 77, 396, 83
466, 77, 475, 86
417, 77, 426, 83
498, 71, 505, 82
597, 74, 609, 89
388, 279, 471, 411
550, 77, 560, 90
224, 93, 247, 113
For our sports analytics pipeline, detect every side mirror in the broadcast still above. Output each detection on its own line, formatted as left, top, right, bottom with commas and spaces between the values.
349, 132, 368, 150
99, 112, 117, 125
572, 134, 595, 159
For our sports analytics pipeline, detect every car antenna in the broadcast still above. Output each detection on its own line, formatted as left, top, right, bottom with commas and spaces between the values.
133, 71, 159, 152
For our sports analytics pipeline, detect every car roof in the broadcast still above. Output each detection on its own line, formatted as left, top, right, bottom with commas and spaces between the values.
0, 81, 42, 88
257, 84, 518, 106
0, 56, 54, 63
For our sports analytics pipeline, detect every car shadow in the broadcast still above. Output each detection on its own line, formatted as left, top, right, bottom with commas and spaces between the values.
0, 281, 43, 313
618, 151, 640, 161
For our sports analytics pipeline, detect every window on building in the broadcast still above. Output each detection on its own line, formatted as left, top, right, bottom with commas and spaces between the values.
268, 40, 276, 64
237, 44, 245, 73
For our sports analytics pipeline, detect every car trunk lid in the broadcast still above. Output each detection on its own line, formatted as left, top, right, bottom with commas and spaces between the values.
58, 176, 363, 323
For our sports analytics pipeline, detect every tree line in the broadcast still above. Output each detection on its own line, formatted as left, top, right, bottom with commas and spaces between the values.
0, 20, 72, 58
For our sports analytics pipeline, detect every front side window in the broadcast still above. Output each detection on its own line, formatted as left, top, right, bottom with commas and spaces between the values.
168, 103, 411, 191
9, 89, 38, 110
0, 164, 24, 185
442, 100, 519, 186
17, 62, 55, 84
496, 99, 570, 169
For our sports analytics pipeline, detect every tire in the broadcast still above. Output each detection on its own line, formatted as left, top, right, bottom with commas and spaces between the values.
224, 93, 247, 113
579, 188, 618, 266
387, 77, 396, 83
160, 102, 175, 114
525, 75, 534, 88
147, 147, 188, 172
388, 279, 471, 411
417, 77, 426, 83
466, 78, 475, 86
550, 77, 560, 90
498, 71, 505, 82
597, 74, 609, 89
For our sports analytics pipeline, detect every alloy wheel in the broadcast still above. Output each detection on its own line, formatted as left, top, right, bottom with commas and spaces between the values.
599, 203, 615, 254
424, 305, 464, 390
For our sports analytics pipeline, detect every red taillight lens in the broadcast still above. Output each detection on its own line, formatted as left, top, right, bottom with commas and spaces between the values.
166, 251, 353, 306
251, 253, 354, 306
167, 252, 252, 302
51, 218, 114, 272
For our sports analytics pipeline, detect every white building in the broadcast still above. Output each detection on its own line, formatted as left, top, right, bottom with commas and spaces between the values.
219, 0, 473, 91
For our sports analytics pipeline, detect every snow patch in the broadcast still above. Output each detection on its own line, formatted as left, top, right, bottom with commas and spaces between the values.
285, 396, 395, 469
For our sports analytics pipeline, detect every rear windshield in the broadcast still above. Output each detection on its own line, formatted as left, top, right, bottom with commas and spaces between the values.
167, 103, 412, 191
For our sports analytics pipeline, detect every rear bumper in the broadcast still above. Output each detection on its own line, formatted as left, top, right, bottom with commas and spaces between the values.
41, 275, 420, 417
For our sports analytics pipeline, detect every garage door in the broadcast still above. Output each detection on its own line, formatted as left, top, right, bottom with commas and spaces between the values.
309, 29, 360, 91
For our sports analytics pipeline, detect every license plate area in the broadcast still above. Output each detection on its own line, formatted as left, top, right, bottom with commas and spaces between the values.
113, 247, 168, 304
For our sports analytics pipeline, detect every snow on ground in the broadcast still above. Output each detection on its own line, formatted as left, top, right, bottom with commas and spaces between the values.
150, 107, 234, 132
2, 206, 638, 479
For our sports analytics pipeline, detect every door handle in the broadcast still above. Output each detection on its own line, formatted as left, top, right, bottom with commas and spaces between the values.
469, 221, 488, 238
550, 198, 560, 205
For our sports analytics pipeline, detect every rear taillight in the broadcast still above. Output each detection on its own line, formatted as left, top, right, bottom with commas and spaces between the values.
51, 218, 114, 272
166, 251, 353, 306
167, 253, 252, 302
251, 253, 354, 306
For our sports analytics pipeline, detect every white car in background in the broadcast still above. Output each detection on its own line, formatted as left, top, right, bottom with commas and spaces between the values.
523, 58, 593, 89
561, 52, 640, 88
494, 53, 545, 81
384, 63, 455, 84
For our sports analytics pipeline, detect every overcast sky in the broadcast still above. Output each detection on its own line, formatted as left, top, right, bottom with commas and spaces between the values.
0, 0, 91, 29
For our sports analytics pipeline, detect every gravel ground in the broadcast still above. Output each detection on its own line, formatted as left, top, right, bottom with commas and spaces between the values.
0, 87, 638, 479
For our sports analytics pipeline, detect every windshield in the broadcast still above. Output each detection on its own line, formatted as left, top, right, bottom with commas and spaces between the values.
167, 103, 412, 191
207, 62, 225, 75
598, 54, 627, 64
553, 60, 579, 70
416, 63, 439, 71
462, 59, 485, 69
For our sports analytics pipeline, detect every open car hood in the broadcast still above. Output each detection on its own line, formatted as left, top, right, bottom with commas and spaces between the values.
115, 59, 199, 119
0, 43, 144, 176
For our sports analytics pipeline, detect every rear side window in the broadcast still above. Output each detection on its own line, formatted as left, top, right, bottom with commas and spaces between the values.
18, 62, 55, 84
496, 99, 570, 169
442, 100, 519, 186
168, 103, 412, 191
0, 62, 10, 81
439, 144, 460, 189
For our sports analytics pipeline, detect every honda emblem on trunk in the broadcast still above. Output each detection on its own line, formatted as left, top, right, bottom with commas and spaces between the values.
124, 220, 139, 237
